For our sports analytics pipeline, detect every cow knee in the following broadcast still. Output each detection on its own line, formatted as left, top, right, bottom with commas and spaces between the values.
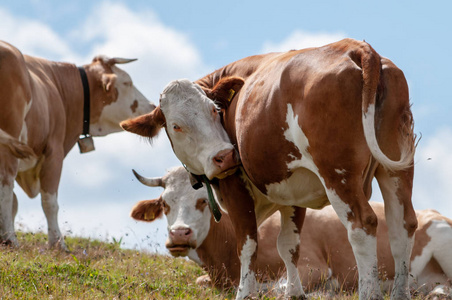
404, 213, 418, 237
348, 211, 378, 246
363, 212, 378, 234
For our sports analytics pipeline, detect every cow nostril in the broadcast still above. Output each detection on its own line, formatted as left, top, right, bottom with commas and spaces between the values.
185, 228, 192, 236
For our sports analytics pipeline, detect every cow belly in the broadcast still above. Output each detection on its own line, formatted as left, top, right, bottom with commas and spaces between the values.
250, 167, 329, 209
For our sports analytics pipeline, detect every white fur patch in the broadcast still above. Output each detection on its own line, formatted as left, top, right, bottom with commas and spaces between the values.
264, 104, 329, 209
237, 236, 258, 298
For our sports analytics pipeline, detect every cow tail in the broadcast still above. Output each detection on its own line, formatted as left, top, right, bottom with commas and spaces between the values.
360, 44, 416, 172
0, 129, 35, 159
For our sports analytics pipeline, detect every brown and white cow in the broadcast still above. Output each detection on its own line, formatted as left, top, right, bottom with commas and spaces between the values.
130, 167, 452, 298
121, 39, 417, 299
0, 40, 153, 250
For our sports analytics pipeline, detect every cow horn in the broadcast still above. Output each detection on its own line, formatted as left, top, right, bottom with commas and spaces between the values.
132, 169, 163, 187
111, 57, 137, 65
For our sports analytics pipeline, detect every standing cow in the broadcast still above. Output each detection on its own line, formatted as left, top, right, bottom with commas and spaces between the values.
121, 39, 417, 299
0, 40, 153, 250
130, 167, 452, 298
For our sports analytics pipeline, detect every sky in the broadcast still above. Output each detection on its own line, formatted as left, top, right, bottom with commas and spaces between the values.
2, 1, 451, 254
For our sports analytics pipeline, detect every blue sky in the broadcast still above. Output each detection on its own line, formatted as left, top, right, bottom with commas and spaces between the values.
2, 1, 451, 253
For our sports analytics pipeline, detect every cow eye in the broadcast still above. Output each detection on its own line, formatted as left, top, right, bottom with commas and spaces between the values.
172, 124, 182, 132
212, 107, 218, 118
162, 201, 170, 214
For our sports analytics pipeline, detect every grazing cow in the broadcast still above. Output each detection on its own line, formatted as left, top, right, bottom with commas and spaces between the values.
0, 40, 153, 250
131, 167, 452, 298
121, 39, 417, 299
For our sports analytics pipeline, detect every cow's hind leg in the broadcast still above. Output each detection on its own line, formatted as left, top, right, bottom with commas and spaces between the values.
278, 206, 306, 299
376, 166, 417, 300
0, 152, 19, 246
325, 181, 383, 300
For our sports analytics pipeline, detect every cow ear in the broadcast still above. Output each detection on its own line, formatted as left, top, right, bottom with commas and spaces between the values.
120, 105, 166, 138
205, 76, 244, 109
130, 199, 164, 222
102, 73, 117, 92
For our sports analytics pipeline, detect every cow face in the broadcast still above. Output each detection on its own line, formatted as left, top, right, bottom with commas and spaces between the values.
130, 167, 212, 257
88, 56, 154, 136
121, 77, 244, 180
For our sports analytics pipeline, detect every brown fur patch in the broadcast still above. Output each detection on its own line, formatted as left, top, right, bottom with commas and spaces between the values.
130, 198, 164, 222
130, 100, 138, 113
195, 198, 208, 212
120, 105, 166, 138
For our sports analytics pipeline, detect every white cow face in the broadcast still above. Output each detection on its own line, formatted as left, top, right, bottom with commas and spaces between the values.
160, 79, 237, 179
130, 167, 212, 257
89, 56, 154, 136
121, 76, 244, 180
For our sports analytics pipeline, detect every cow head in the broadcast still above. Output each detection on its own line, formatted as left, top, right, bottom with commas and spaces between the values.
130, 167, 213, 257
121, 77, 244, 180
85, 55, 154, 136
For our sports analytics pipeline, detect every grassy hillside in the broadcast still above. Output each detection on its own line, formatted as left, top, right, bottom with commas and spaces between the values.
0, 232, 234, 299
0, 232, 431, 299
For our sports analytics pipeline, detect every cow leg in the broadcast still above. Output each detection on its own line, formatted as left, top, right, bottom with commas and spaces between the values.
325, 182, 383, 300
39, 149, 67, 251
41, 191, 67, 251
12, 192, 18, 220
277, 206, 306, 299
219, 173, 258, 300
0, 155, 19, 246
0, 181, 18, 246
376, 166, 417, 300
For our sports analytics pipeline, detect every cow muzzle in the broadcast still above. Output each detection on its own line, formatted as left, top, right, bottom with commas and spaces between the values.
165, 227, 197, 257
211, 148, 240, 179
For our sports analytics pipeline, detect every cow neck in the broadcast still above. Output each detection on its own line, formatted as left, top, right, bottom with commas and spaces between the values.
195, 215, 240, 287
76, 66, 95, 153
42, 62, 92, 155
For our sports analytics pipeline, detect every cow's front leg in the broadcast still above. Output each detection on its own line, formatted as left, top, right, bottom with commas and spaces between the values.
41, 191, 67, 251
40, 149, 68, 251
278, 206, 306, 299
219, 173, 258, 300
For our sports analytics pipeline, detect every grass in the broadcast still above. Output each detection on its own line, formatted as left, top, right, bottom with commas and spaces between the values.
0, 232, 432, 299
0, 232, 234, 299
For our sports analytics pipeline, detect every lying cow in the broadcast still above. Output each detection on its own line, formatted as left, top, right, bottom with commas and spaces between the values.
121, 38, 417, 299
0, 40, 153, 250
131, 167, 452, 298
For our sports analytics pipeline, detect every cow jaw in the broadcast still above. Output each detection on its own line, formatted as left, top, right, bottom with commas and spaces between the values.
160, 79, 240, 179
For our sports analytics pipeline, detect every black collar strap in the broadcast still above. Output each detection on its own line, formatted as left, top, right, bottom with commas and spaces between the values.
77, 67, 95, 153
78, 67, 90, 137
182, 164, 222, 222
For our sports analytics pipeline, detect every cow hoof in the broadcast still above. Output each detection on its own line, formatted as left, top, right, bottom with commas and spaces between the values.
1, 238, 19, 248
195, 274, 212, 287
289, 295, 307, 300
49, 241, 70, 253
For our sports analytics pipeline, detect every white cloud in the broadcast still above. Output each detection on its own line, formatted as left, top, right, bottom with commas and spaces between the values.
262, 30, 346, 53
71, 2, 209, 98
0, 8, 72, 60
411, 128, 452, 215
